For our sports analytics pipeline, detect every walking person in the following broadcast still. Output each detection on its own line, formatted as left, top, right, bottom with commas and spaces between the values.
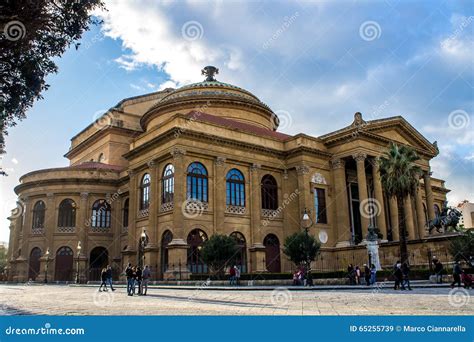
142, 265, 151, 295
354, 266, 361, 285
125, 263, 134, 296
106, 265, 115, 291
401, 262, 412, 290
98, 268, 108, 292
393, 261, 403, 290
229, 265, 236, 285
370, 264, 377, 285
136, 266, 143, 295
234, 265, 241, 286
450, 261, 462, 288
364, 264, 371, 286
433, 257, 444, 283
347, 264, 355, 285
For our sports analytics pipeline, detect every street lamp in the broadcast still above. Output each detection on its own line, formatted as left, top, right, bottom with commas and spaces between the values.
138, 229, 149, 268
44, 248, 50, 284
75, 241, 82, 284
301, 208, 313, 286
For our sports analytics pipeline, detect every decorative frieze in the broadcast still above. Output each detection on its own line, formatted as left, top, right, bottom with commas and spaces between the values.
352, 152, 367, 163
31, 227, 43, 235
90, 226, 110, 233
261, 209, 281, 218
215, 156, 226, 166
171, 147, 186, 160
296, 164, 310, 175
57, 226, 75, 233
160, 202, 174, 212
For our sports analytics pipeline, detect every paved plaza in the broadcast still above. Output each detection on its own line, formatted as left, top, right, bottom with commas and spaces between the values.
0, 284, 472, 316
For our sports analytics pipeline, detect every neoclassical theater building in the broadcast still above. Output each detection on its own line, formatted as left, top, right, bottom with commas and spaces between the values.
7, 66, 452, 282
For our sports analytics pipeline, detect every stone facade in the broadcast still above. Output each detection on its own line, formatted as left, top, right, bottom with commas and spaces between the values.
6, 67, 452, 282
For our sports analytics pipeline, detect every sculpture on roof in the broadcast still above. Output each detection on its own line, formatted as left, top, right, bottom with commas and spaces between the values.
201, 66, 219, 81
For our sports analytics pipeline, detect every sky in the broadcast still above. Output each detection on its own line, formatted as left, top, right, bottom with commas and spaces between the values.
0, 0, 473, 243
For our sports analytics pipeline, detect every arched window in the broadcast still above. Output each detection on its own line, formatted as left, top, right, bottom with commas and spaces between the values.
98, 153, 104, 163
161, 230, 173, 274
187, 162, 208, 202
140, 173, 151, 210
226, 169, 245, 207
187, 229, 208, 273
230, 232, 247, 273
434, 204, 440, 217
122, 198, 129, 227
32, 200, 45, 230
261, 175, 278, 210
58, 199, 76, 228
91, 199, 111, 228
162, 164, 175, 203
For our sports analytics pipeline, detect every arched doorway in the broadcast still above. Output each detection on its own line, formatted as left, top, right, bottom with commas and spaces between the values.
264, 234, 281, 273
230, 232, 247, 273
89, 247, 108, 281
187, 229, 208, 274
161, 230, 173, 276
54, 246, 74, 281
28, 247, 41, 281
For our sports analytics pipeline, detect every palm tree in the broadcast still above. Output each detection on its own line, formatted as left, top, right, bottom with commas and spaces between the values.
378, 143, 422, 264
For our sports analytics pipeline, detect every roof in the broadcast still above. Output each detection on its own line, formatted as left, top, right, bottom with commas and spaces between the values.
70, 162, 124, 171
184, 111, 291, 141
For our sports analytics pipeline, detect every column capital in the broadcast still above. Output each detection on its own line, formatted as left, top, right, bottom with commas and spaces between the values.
215, 156, 226, 166
296, 164, 310, 175
147, 159, 158, 168
352, 152, 367, 162
330, 158, 345, 170
250, 163, 261, 172
46, 192, 54, 198
127, 169, 136, 178
171, 147, 186, 160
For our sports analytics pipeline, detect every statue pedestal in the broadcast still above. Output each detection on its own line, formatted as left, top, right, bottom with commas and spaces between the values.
366, 240, 382, 271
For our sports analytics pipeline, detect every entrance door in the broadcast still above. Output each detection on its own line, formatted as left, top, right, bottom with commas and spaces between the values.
55, 246, 73, 281
89, 247, 108, 281
28, 247, 41, 280
264, 234, 281, 273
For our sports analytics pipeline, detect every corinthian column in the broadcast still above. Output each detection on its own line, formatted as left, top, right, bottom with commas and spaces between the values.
414, 184, 426, 239
423, 171, 435, 221
353, 152, 369, 241
371, 160, 387, 240
331, 159, 351, 247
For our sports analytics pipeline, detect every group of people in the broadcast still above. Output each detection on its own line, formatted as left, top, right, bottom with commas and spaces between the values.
393, 261, 413, 290
347, 264, 377, 286
432, 257, 472, 288
98, 265, 115, 292
229, 265, 241, 285
125, 263, 152, 296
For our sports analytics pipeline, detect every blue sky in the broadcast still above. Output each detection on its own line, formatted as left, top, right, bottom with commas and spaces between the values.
1, 0, 473, 242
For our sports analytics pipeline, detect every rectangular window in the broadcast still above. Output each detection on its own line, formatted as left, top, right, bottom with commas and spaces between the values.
314, 188, 327, 224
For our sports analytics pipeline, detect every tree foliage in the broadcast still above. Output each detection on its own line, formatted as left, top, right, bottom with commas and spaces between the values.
283, 231, 321, 267
0, 0, 105, 153
448, 228, 474, 263
378, 142, 422, 264
200, 234, 238, 278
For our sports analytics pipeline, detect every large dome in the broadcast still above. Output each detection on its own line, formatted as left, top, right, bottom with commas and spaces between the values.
141, 66, 279, 131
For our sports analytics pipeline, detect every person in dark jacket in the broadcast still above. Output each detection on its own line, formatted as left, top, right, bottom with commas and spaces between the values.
433, 258, 444, 283
394, 261, 403, 290
401, 262, 412, 290
125, 263, 134, 296
98, 268, 108, 292
347, 264, 355, 285
106, 265, 115, 291
364, 264, 371, 286
135, 266, 143, 295
450, 261, 462, 288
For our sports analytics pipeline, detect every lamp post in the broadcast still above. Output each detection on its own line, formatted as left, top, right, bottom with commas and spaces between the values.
302, 208, 313, 286
44, 248, 50, 284
138, 229, 149, 268
75, 241, 82, 284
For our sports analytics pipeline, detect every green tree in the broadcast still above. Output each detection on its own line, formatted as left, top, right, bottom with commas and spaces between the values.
200, 234, 238, 278
283, 231, 321, 268
378, 143, 421, 264
448, 228, 474, 263
0, 0, 105, 154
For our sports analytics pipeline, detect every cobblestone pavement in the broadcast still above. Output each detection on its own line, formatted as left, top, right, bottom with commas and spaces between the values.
0, 284, 472, 316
